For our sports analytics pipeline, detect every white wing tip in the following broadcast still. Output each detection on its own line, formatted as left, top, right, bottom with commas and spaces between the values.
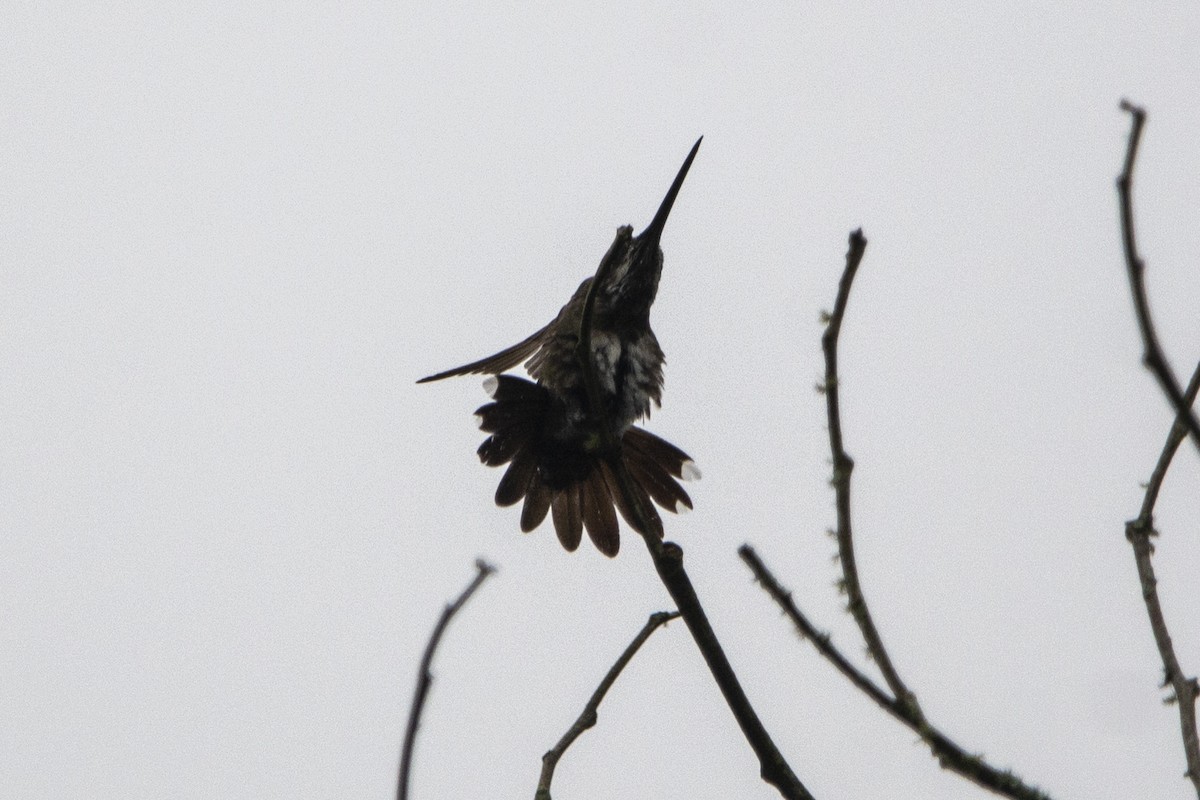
681, 461, 702, 482
482, 376, 499, 398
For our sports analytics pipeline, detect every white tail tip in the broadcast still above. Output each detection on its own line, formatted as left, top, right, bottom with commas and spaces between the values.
482, 376, 499, 398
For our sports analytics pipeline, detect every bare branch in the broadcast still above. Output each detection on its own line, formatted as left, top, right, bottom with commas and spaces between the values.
739, 545, 903, 717
1134, 361, 1200, 526
742, 229, 1050, 799
1123, 327, 1200, 795
1116, 100, 1200, 455
398, 560, 497, 800
819, 230, 917, 712
1126, 512, 1200, 797
1118, 101, 1200, 796
535, 611, 681, 800
740, 544, 1053, 800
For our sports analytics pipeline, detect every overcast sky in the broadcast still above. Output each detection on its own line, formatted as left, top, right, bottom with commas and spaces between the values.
4, 3, 1200, 799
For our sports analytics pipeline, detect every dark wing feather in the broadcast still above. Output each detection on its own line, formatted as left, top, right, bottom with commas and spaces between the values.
417, 324, 550, 383
495, 450, 535, 507
475, 376, 548, 466
477, 428, 526, 466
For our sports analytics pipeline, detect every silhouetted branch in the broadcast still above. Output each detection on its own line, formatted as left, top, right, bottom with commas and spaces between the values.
1117, 100, 1200, 455
398, 560, 496, 800
1125, 360, 1200, 797
819, 230, 917, 713
534, 611, 681, 800
1133, 360, 1200, 523
1119, 101, 1200, 796
1119, 102, 1200, 793
740, 544, 1052, 800
739, 545, 902, 716
738, 229, 1051, 799
575, 244, 815, 800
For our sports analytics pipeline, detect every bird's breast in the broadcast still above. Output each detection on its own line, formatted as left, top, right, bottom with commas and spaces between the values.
532, 323, 664, 432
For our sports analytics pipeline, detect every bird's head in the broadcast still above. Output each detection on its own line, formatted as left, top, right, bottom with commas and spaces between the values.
598, 137, 702, 319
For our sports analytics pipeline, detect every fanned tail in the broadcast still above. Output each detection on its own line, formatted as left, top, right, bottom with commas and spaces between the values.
472, 375, 696, 557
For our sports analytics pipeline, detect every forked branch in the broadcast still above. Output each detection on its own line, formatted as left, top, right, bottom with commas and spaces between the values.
740, 545, 1051, 800
535, 611, 681, 799
1118, 100, 1200, 797
743, 230, 1051, 800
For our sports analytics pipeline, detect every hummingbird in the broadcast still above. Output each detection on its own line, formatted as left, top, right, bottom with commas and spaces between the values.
419, 138, 702, 557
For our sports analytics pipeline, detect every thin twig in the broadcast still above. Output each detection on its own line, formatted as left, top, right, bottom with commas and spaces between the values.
819, 230, 916, 714
1122, 323, 1200, 794
1117, 100, 1200, 455
1133, 361, 1200, 525
574, 242, 814, 800
398, 560, 497, 800
752, 228, 1050, 799
739, 545, 903, 718
740, 544, 1053, 800
1119, 101, 1200, 796
534, 611, 681, 800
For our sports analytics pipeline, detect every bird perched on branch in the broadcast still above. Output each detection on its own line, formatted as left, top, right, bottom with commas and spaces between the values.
419, 139, 702, 556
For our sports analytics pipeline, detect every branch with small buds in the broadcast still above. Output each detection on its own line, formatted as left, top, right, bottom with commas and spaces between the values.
742, 230, 1052, 800
1118, 100, 1200, 798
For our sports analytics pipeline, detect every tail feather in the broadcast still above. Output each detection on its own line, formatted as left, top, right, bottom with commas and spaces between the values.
551, 483, 583, 551
623, 427, 694, 511
624, 426, 695, 479
625, 452, 692, 513
520, 475, 552, 532
581, 468, 619, 557
471, 374, 696, 557
602, 459, 664, 539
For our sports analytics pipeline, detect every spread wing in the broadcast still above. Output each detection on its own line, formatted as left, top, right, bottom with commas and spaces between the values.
417, 323, 551, 383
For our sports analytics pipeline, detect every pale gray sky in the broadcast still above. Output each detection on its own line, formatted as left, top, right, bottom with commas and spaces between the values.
3, 3, 1199, 799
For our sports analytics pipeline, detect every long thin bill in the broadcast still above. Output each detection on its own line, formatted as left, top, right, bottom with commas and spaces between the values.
637, 136, 703, 245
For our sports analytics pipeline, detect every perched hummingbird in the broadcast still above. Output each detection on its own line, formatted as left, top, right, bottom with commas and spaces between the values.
419, 138, 702, 557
